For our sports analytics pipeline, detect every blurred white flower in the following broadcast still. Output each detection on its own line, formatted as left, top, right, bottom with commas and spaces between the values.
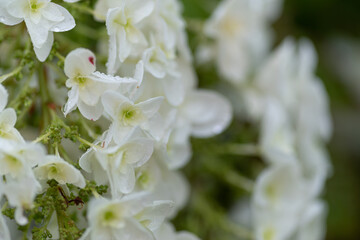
3, 176, 41, 225
259, 100, 295, 164
34, 155, 86, 188
0, 139, 45, 179
253, 162, 306, 215
201, 0, 274, 84
179, 89, 233, 138
294, 40, 332, 142
106, 0, 154, 74
243, 38, 297, 121
295, 201, 327, 240
0, 0, 75, 61
296, 137, 331, 199
80, 195, 173, 240
63, 48, 137, 120
252, 162, 307, 240
155, 222, 200, 240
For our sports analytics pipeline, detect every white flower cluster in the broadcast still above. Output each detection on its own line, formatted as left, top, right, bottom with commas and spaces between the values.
203, 0, 332, 240
0, 0, 233, 239
0, 82, 86, 234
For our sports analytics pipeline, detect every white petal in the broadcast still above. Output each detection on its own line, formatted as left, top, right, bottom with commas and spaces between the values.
78, 100, 104, 121
162, 76, 185, 106
182, 90, 232, 138
42, 3, 65, 22
117, 27, 131, 63
0, 84, 8, 112
49, 4, 75, 32
64, 48, 96, 77
24, 18, 50, 48
129, 0, 154, 24
102, 91, 132, 119
33, 32, 53, 62
0, 108, 17, 127
63, 87, 79, 116
136, 96, 164, 119
0, 0, 22, 26
111, 165, 136, 195
0, 211, 10, 240
106, 33, 119, 75
136, 200, 174, 231
119, 218, 154, 240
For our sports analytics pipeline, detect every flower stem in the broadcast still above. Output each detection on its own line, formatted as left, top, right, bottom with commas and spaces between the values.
68, 3, 106, 21
226, 143, 261, 156
0, 66, 22, 83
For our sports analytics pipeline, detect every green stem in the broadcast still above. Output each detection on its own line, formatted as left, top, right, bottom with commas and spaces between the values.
69, 3, 106, 21
226, 143, 261, 156
38, 65, 51, 133
225, 169, 254, 192
33, 131, 51, 143
0, 66, 22, 83
8, 69, 35, 109
80, 118, 99, 140
55, 52, 65, 62
76, 136, 99, 149
58, 145, 73, 163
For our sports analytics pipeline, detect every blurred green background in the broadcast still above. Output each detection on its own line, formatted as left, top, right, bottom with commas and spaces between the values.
176, 0, 360, 240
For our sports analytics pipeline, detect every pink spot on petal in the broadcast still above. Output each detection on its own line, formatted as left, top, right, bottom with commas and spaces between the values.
89, 57, 94, 65
91, 118, 94, 121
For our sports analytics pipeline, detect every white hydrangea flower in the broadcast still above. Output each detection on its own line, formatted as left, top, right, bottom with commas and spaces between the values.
3, 176, 41, 225
259, 99, 295, 164
141, 35, 185, 106
80, 195, 173, 240
0, 139, 45, 179
158, 126, 192, 170
151, 0, 185, 48
106, 0, 154, 74
63, 48, 137, 120
294, 39, 332, 142
155, 222, 200, 240
0, 0, 75, 61
296, 138, 331, 199
0, 108, 24, 142
94, 0, 117, 21
202, 0, 272, 84
101, 90, 164, 144
34, 155, 86, 188
253, 210, 298, 240
145, 168, 190, 218
295, 201, 327, 240
252, 162, 308, 240
253, 162, 306, 215
79, 129, 154, 197
242, 38, 297, 121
